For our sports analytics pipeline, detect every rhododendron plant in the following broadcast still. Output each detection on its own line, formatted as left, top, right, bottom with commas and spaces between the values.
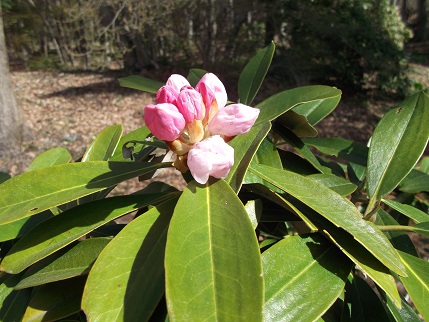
144, 73, 259, 183
1, 43, 429, 322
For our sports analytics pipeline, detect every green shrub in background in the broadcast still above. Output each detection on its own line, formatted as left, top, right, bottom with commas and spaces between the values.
1, 43, 429, 321
270, 0, 412, 96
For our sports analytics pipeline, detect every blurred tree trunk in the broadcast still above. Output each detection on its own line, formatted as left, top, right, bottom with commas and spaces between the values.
414, 0, 427, 41
0, 4, 24, 157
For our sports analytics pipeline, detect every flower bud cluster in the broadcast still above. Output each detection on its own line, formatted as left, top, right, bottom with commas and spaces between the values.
144, 73, 259, 184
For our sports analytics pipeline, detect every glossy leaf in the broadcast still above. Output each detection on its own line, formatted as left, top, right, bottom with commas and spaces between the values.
382, 198, 429, 223
226, 122, 271, 193
262, 234, 351, 321
15, 238, 110, 289
249, 163, 406, 276
187, 68, 207, 87
384, 296, 421, 322
238, 41, 275, 105
0, 193, 175, 274
397, 250, 429, 320
110, 126, 151, 160
27, 148, 71, 171
0, 274, 31, 322
22, 277, 86, 322
400, 169, 429, 193
0, 161, 171, 225
82, 198, 176, 322
302, 137, 368, 166
292, 89, 341, 125
82, 124, 123, 162
308, 173, 357, 196
0, 211, 53, 242
165, 179, 264, 321
255, 85, 342, 126
367, 92, 429, 205
118, 75, 163, 93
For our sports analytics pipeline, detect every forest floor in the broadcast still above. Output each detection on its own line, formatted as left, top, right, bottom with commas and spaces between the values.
1, 53, 429, 261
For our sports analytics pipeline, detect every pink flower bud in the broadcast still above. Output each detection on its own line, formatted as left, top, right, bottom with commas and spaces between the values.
196, 73, 228, 123
208, 103, 260, 137
144, 103, 186, 141
187, 135, 234, 184
156, 85, 179, 104
176, 88, 205, 123
166, 74, 190, 91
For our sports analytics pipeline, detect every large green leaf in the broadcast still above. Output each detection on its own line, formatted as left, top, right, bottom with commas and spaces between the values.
249, 164, 406, 276
0, 193, 175, 274
82, 124, 123, 162
0, 211, 53, 242
0, 161, 171, 225
118, 75, 163, 93
22, 277, 86, 322
382, 198, 429, 224
400, 169, 429, 193
255, 86, 342, 125
367, 92, 429, 207
397, 250, 429, 320
226, 122, 271, 193
308, 174, 357, 196
110, 126, 151, 161
165, 179, 264, 321
82, 198, 177, 322
15, 238, 110, 289
27, 148, 72, 171
0, 273, 31, 322
262, 234, 351, 321
238, 42, 275, 105
292, 90, 341, 125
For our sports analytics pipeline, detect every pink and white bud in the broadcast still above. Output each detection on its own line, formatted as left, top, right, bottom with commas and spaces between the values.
187, 135, 234, 184
144, 103, 186, 141
156, 85, 179, 104
196, 73, 228, 123
208, 103, 260, 137
166, 74, 190, 91
176, 88, 205, 123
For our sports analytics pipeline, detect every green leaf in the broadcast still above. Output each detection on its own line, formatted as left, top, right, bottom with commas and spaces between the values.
27, 148, 72, 171
0, 211, 53, 242
275, 110, 318, 137
400, 169, 429, 193
0, 193, 175, 274
0, 161, 171, 225
110, 126, 151, 160
249, 164, 406, 276
238, 42, 275, 105
82, 124, 123, 162
0, 172, 10, 184
397, 250, 429, 320
262, 234, 351, 321
384, 296, 421, 322
118, 75, 163, 93
0, 274, 31, 322
420, 157, 429, 173
82, 198, 177, 322
15, 238, 110, 289
244, 199, 262, 230
255, 86, 342, 126
411, 221, 429, 238
187, 68, 207, 87
226, 122, 271, 193
367, 92, 429, 205
382, 198, 429, 223
292, 90, 341, 125
165, 179, 264, 321
308, 174, 357, 196
22, 277, 86, 322
302, 137, 368, 166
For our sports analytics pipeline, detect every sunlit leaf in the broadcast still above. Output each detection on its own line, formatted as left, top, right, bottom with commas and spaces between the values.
118, 75, 163, 93
0, 274, 31, 322
27, 148, 72, 171
262, 234, 351, 321
82, 198, 177, 322
165, 179, 263, 321
382, 198, 429, 223
0, 211, 53, 242
308, 173, 357, 196
82, 124, 123, 162
238, 41, 275, 105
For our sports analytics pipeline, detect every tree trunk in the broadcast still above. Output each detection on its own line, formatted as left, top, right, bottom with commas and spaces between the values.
414, 0, 427, 41
0, 4, 24, 158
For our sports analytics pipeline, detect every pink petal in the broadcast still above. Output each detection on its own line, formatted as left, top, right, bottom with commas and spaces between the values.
196, 73, 228, 120
208, 103, 260, 137
156, 85, 179, 104
176, 88, 205, 123
187, 135, 234, 184
144, 103, 185, 141
166, 74, 190, 91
